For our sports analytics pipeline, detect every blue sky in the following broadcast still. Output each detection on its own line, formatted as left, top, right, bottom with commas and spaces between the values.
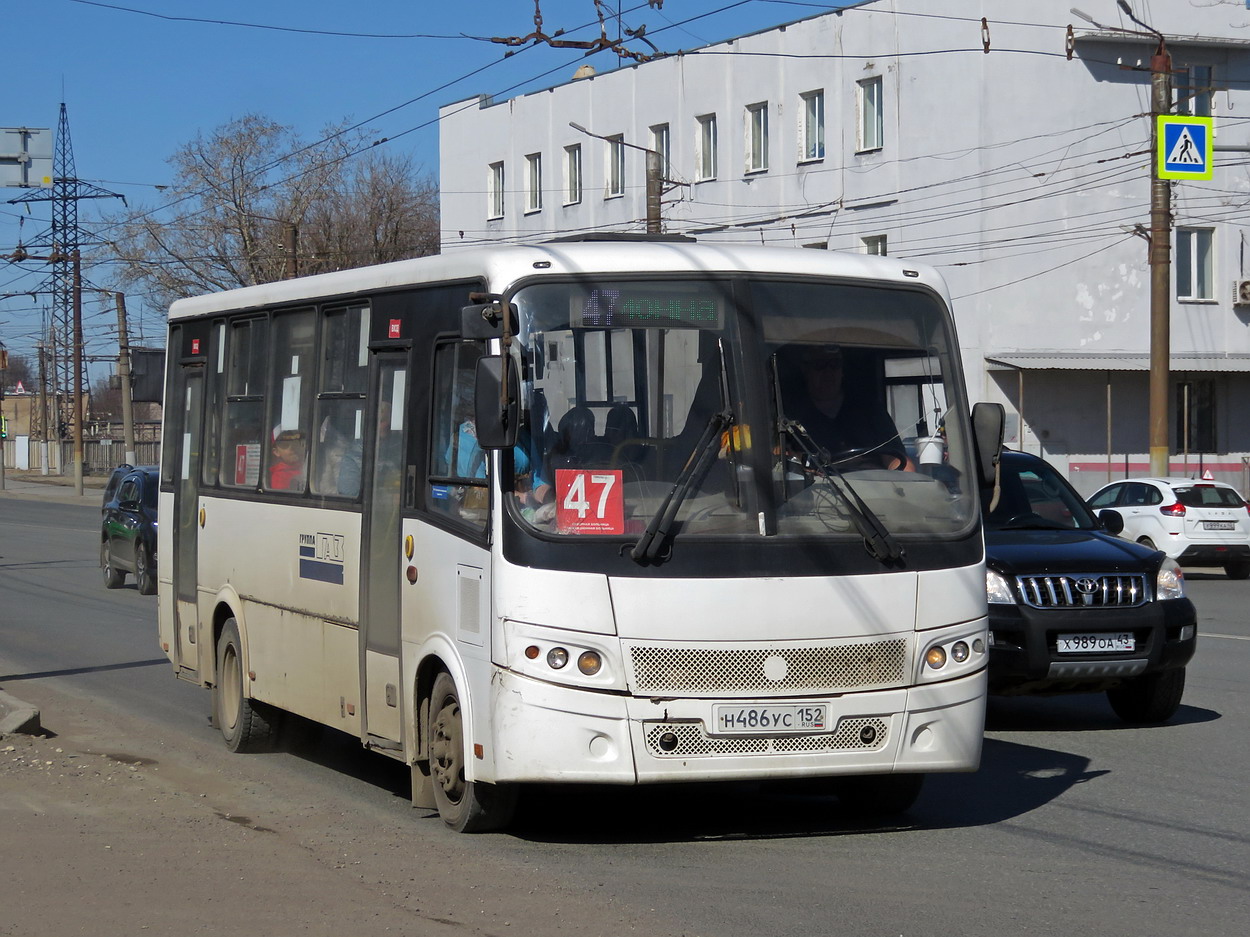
1, 0, 840, 366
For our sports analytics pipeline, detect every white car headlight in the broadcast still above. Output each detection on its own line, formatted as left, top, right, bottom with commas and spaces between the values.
1156, 557, 1186, 601
986, 569, 1017, 605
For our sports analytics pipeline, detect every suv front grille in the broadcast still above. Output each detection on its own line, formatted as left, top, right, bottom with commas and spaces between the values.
1015, 573, 1149, 609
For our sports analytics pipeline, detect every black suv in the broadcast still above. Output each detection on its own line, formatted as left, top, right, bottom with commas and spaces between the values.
984, 450, 1197, 723
101, 463, 160, 595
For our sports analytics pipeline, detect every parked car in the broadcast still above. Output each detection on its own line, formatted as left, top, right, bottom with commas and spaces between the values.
1088, 476, 1250, 579
100, 463, 159, 595
984, 451, 1197, 723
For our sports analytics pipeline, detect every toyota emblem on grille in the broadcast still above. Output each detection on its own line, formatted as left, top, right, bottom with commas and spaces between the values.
1074, 578, 1099, 594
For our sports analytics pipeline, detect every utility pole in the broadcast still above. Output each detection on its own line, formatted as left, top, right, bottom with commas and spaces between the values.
569, 122, 665, 233
0, 343, 7, 491
113, 291, 137, 464
71, 249, 84, 496
1119, 1, 1175, 477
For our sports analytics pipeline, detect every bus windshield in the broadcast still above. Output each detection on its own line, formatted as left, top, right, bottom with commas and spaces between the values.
508, 276, 976, 547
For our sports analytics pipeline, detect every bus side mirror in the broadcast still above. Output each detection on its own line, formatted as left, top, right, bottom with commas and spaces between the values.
461, 303, 516, 339
474, 354, 519, 449
971, 402, 1005, 491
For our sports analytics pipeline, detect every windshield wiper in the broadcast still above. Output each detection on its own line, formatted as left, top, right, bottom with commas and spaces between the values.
630, 408, 732, 565
782, 417, 905, 565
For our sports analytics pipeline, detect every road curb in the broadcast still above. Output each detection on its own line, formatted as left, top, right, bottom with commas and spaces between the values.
0, 689, 42, 736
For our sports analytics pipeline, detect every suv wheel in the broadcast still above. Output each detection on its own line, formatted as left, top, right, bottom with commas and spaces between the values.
1106, 667, 1185, 724
1224, 560, 1250, 580
101, 542, 125, 589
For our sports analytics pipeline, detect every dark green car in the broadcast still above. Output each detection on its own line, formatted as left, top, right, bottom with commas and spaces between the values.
101, 464, 159, 595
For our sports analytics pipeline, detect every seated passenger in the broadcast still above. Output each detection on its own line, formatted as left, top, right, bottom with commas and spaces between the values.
269, 429, 306, 490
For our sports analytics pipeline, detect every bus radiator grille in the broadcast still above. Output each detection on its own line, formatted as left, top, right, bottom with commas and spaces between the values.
643, 718, 889, 757
628, 640, 907, 696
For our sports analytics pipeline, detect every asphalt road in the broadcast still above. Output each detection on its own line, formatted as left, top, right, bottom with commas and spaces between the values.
2, 492, 1247, 937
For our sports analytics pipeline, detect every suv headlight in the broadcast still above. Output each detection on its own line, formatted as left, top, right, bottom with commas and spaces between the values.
1156, 557, 1186, 600
986, 569, 1017, 605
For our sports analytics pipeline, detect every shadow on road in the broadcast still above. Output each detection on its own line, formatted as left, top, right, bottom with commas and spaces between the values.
986, 693, 1219, 732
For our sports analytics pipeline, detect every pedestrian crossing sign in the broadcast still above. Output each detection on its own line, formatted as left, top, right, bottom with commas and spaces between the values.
1158, 116, 1213, 180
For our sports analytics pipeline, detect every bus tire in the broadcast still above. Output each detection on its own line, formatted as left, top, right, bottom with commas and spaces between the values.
214, 618, 282, 753
832, 773, 925, 816
428, 671, 517, 833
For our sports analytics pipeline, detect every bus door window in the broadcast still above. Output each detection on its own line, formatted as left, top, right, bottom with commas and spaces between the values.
428, 340, 489, 532
220, 317, 268, 489
264, 309, 315, 493
312, 304, 370, 497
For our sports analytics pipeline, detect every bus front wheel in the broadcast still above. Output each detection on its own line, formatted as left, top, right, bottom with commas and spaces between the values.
214, 618, 282, 753
428, 671, 517, 833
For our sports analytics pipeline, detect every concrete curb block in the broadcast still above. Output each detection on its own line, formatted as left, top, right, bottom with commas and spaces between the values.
0, 689, 42, 736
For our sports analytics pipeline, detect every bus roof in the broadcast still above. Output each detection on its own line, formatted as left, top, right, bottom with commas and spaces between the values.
166, 241, 950, 320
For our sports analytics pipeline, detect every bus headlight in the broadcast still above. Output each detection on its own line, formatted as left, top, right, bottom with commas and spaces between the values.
507, 622, 624, 691
918, 624, 988, 683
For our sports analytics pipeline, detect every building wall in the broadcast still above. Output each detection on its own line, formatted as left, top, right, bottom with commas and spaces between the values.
439, 0, 1250, 491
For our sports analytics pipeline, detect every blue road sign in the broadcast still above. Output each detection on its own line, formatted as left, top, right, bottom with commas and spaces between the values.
1158, 116, 1213, 180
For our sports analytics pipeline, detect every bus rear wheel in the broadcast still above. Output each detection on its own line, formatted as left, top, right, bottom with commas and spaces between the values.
428, 671, 517, 833
214, 618, 282, 753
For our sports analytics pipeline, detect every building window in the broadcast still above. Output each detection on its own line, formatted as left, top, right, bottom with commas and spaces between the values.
858, 76, 883, 152
606, 134, 625, 198
1176, 379, 1216, 454
862, 234, 887, 256
1177, 65, 1214, 117
1176, 227, 1213, 300
650, 123, 671, 179
564, 144, 582, 205
696, 114, 718, 181
799, 90, 825, 162
745, 102, 769, 173
525, 153, 542, 213
487, 161, 505, 220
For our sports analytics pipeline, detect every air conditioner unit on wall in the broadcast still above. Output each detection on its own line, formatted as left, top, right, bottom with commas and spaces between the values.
1234, 279, 1250, 305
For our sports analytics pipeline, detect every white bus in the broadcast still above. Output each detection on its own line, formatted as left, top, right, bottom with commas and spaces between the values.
157, 237, 1003, 832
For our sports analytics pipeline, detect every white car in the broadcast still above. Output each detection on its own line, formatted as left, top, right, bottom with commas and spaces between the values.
1089, 477, 1250, 579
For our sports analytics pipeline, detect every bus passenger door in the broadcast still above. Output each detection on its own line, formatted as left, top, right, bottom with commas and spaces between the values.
361, 357, 406, 745
171, 367, 204, 677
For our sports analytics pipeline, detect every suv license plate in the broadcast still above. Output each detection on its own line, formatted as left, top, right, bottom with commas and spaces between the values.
713, 704, 828, 734
1057, 633, 1134, 653
1203, 521, 1235, 530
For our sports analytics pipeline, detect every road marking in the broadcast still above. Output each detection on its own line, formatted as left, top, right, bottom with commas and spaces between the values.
1201, 632, 1250, 641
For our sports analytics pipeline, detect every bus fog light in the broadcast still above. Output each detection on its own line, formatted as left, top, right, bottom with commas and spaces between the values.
577, 651, 602, 675
657, 731, 679, 752
859, 725, 877, 744
951, 641, 970, 663
925, 646, 947, 669
547, 647, 569, 669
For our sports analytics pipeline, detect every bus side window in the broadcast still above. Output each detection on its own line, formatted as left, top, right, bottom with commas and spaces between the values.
264, 310, 316, 494
312, 305, 370, 498
221, 317, 267, 489
428, 341, 488, 531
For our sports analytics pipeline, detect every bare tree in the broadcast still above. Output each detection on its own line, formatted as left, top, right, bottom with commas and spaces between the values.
106, 114, 439, 309
2, 352, 34, 392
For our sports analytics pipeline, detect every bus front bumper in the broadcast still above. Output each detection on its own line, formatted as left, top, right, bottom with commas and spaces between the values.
485, 668, 986, 785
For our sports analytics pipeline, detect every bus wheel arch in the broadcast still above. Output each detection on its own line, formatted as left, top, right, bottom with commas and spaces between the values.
426, 669, 517, 832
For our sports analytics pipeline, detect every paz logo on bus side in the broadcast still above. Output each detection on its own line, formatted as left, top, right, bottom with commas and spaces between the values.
1158, 116, 1213, 180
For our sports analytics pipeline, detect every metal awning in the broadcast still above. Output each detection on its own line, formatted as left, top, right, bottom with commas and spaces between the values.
985, 352, 1250, 373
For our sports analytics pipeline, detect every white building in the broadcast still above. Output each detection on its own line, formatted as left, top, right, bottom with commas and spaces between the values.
439, 0, 1250, 495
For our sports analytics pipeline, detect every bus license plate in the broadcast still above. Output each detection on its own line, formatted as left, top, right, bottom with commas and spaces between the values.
1057, 633, 1134, 653
713, 704, 828, 734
